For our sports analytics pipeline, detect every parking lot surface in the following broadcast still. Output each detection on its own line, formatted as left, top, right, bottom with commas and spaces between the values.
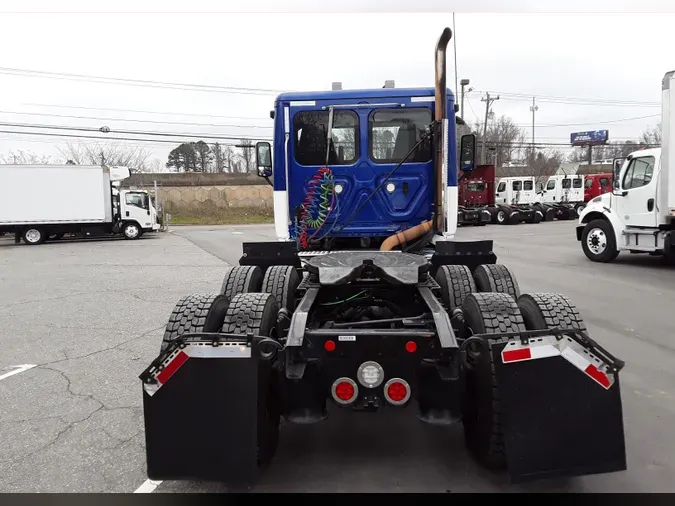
1, 221, 674, 492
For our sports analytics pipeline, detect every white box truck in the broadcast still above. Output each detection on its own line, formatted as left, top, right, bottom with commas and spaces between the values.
0, 164, 160, 245
577, 70, 673, 262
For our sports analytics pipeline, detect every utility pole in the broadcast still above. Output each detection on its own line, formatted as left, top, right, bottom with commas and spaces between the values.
529, 97, 538, 145
460, 78, 470, 119
480, 92, 499, 164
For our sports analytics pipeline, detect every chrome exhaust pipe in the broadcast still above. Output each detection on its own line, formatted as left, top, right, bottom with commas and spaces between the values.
434, 27, 452, 232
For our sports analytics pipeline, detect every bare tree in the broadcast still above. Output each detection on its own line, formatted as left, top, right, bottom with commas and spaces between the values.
57, 141, 152, 170
0, 149, 52, 164
640, 122, 662, 145
237, 139, 254, 172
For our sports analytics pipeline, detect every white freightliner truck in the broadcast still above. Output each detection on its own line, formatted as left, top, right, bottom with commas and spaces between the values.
0, 164, 160, 245
577, 71, 672, 262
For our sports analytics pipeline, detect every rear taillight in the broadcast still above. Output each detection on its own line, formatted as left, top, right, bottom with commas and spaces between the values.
331, 377, 358, 405
384, 378, 411, 405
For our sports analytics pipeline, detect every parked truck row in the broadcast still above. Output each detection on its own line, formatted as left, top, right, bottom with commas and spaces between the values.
0, 164, 160, 245
458, 165, 614, 226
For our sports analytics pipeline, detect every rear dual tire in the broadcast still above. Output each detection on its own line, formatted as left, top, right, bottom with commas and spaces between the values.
461, 289, 588, 472
160, 291, 281, 475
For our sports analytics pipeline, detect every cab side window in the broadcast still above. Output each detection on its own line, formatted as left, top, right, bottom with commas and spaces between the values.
512, 180, 522, 191
573, 178, 582, 188
622, 156, 655, 190
562, 178, 572, 189
523, 180, 533, 191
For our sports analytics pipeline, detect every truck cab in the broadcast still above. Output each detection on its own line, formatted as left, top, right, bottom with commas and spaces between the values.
539, 174, 584, 206
584, 173, 613, 203
577, 70, 673, 263
254, 85, 457, 249
116, 188, 160, 237
495, 176, 537, 205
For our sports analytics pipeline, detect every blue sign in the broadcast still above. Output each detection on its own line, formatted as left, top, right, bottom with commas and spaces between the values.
570, 130, 609, 146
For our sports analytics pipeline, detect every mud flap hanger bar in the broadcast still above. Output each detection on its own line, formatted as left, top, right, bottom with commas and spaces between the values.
139, 332, 280, 387
473, 327, 625, 372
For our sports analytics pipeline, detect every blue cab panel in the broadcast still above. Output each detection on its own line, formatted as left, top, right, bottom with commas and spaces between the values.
272, 87, 456, 239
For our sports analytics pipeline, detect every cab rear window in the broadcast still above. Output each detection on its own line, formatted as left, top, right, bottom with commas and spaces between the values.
294, 110, 359, 166
524, 180, 533, 191
369, 108, 432, 164
573, 178, 582, 188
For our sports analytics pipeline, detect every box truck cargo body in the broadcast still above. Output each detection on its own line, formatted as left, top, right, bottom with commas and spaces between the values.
0, 164, 159, 244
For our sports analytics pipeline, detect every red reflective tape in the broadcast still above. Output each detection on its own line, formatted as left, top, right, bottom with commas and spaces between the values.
157, 351, 189, 385
584, 363, 611, 389
503, 348, 531, 362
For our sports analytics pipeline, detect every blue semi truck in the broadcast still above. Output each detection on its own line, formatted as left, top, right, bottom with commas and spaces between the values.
139, 27, 627, 487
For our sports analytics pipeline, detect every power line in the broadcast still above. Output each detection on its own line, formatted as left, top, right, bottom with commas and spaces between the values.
24, 102, 271, 120
0, 121, 272, 142
0, 109, 273, 129
513, 113, 660, 128
466, 89, 660, 107
0, 66, 288, 95
0, 129, 252, 146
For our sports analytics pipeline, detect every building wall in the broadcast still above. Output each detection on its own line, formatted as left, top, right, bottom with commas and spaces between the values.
122, 173, 273, 211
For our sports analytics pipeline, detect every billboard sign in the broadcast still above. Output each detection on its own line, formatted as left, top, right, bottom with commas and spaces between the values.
570, 130, 609, 146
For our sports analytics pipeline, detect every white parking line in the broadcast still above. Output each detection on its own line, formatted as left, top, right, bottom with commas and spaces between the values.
134, 479, 163, 493
0, 364, 36, 381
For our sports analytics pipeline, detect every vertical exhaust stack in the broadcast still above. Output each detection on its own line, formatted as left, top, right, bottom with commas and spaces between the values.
379, 27, 452, 251
434, 27, 452, 232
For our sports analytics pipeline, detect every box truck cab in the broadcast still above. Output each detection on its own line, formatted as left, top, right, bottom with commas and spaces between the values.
0, 164, 160, 245
577, 71, 673, 263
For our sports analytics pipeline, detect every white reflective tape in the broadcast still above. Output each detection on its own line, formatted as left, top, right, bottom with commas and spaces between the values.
410, 96, 434, 102
185, 344, 251, 359
290, 100, 315, 107
561, 346, 590, 371
529, 343, 561, 360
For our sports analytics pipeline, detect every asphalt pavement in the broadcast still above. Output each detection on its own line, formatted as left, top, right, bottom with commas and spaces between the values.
1, 221, 674, 492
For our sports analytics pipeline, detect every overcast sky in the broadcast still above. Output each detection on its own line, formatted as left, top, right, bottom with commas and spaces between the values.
0, 1, 672, 166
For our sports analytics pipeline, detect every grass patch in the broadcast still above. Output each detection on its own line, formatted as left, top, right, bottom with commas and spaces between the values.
167, 207, 274, 225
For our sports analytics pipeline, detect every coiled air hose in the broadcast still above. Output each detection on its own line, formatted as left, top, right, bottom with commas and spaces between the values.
296, 167, 335, 249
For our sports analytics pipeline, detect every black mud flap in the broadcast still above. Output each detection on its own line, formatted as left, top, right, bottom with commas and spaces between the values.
140, 337, 261, 485
490, 332, 627, 483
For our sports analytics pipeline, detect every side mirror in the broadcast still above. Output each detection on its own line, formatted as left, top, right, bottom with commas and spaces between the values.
459, 134, 476, 171
255, 141, 273, 178
612, 157, 625, 195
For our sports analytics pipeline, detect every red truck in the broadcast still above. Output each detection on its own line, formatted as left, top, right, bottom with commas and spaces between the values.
457, 164, 542, 225
583, 173, 613, 205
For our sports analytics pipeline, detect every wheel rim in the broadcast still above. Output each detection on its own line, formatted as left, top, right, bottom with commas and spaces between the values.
125, 225, 139, 238
25, 229, 41, 243
587, 228, 607, 255
497, 211, 505, 222
577, 205, 585, 213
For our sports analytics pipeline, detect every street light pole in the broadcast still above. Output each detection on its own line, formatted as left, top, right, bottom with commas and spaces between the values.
460, 78, 470, 119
